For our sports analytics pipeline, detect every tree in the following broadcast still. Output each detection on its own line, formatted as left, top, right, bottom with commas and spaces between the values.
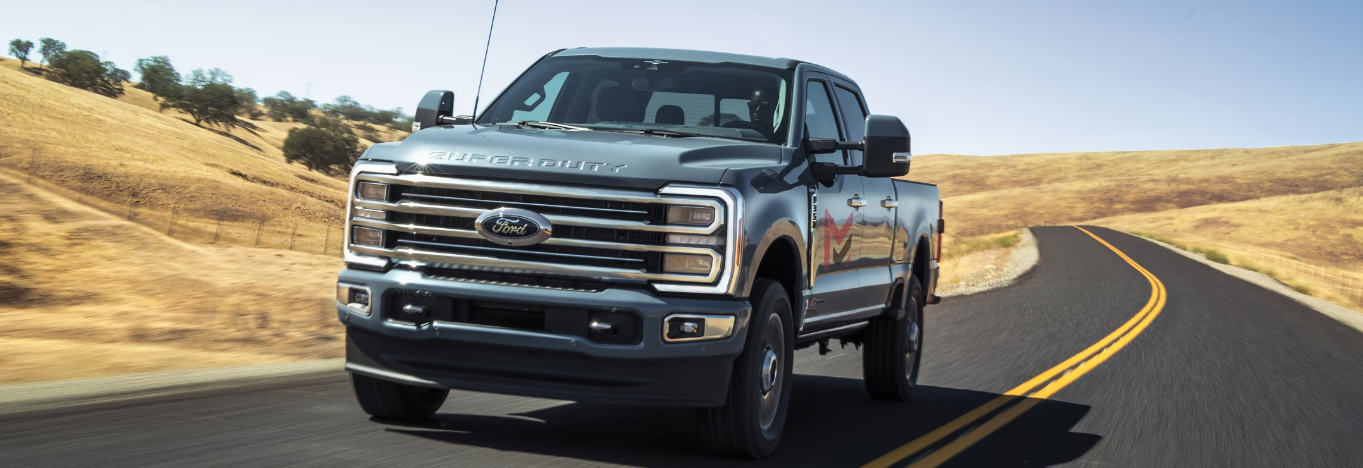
161, 82, 241, 129
8, 39, 33, 68
262, 91, 317, 122
133, 56, 181, 98
38, 38, 65, 68
234, 87, 263, 119
283, 116, 362, 174
46, 50, 126, 98
187, 67, 232, 86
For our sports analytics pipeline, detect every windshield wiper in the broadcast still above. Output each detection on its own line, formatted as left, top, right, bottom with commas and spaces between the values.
511, 121, 591, 131
639, 128, 701, 138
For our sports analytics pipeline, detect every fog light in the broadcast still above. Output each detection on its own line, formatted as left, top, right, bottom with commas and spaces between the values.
352, 227, 384, 247
666, 206, 715, 225
664, 314, 735, 342
664, 253, 713, 275
357, 182, 389, 201
337, 283, 372, 315
353, 207, 386, 220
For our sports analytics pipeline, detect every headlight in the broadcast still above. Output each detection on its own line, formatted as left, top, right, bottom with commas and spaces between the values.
352, 226, 385, 247
667, 206, 715, 225
663, 253, 714, 275
357, 182, 389, 201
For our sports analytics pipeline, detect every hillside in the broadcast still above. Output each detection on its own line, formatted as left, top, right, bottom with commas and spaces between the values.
0, 58, 405, 245
909, 143, 1363, 309
0, 169, 343, 384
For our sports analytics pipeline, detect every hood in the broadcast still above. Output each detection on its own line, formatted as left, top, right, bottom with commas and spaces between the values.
360, 125, 786, 190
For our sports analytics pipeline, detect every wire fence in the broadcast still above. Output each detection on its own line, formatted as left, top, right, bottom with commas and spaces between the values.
9, 167, 345, 257
1175, 239, 1363, 310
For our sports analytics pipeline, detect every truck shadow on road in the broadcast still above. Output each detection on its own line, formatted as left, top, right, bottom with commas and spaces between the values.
383, 375, 1100, 467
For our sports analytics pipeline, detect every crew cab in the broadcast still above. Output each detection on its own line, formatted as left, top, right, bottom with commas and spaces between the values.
336, 47, 943, 458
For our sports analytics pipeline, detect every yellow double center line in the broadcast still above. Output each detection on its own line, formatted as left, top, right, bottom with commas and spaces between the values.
862, 226, 1168, 468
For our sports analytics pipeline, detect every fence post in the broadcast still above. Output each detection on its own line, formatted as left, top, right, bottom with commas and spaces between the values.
322, 226, 333, 256
166, 205, 178, 236
288, 220, 300, 250
212, 214, 223, 244
254, 219, 266, 247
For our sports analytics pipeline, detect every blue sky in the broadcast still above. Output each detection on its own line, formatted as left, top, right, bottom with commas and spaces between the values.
3, 0, 1359, 155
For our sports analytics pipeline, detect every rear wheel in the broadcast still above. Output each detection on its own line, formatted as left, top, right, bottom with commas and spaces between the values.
698, 278, 794, 458
350, 373, 449, 421
863, 277, 924, 400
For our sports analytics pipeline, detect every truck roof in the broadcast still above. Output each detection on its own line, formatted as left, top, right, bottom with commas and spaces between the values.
554, 47, 799, 70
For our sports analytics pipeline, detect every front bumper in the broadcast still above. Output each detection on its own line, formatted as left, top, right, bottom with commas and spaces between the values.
337, 268, 752, 407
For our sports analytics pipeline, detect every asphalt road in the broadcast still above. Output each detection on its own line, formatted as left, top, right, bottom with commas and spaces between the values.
4, 226, 1363, 467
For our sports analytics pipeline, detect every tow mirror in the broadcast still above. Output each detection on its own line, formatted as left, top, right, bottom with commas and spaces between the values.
413, 90, 470, 132
861, 115, 911, 178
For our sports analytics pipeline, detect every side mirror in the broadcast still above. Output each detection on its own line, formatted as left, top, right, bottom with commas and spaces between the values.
861, 114, 911, 178
413, 90, 455, 132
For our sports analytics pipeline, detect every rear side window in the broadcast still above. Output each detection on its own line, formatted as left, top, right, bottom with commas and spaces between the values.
804, 81, 845, 164
834, 86, 867, 164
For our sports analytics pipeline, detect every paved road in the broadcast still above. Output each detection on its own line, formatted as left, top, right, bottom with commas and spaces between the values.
3, 226, 1363, 467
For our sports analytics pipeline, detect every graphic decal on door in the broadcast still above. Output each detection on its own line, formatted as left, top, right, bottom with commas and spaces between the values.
823, 210, 854, 268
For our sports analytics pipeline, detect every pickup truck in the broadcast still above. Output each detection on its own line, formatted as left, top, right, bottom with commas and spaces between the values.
336, 47, 943, 458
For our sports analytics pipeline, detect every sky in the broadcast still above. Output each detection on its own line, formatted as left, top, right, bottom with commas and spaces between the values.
2, 0, 1360, 155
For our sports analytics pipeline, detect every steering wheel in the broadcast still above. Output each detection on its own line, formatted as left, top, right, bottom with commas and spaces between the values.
721, 120, 759, 130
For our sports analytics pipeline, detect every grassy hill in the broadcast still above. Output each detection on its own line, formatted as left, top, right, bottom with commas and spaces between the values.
909, 143, 1363, 308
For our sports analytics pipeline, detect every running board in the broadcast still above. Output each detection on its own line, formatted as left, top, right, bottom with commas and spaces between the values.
795, 321, 870, 344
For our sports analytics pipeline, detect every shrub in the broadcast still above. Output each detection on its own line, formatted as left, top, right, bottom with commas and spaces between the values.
45, 50, 126, 98
1202, 249, 1230, 264
283, 117, 362, 174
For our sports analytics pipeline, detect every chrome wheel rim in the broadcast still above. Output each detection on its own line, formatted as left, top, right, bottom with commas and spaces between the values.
905, 321, 920, 380
758, 313, 785, 430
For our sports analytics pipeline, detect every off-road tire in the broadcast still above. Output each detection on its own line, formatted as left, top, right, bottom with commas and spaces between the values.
863, 277, 924, 400
350, 373, 449, 421
698, 278, 794, 459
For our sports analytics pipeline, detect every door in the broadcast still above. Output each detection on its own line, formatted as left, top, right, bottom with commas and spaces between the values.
831, 83, 897, 301
804, 78, 879, 327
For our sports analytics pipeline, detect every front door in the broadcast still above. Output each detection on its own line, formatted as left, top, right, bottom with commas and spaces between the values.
804, 78, 877, 328
830, 82, 897, 302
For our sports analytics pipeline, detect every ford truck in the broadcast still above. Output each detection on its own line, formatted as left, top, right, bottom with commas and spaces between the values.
336, 47, 943, 458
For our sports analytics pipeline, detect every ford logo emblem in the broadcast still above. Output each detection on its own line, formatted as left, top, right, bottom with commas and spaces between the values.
475, 208, 552, 246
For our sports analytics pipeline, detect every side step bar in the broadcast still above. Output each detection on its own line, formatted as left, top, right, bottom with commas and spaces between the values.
795, 321, 870, 344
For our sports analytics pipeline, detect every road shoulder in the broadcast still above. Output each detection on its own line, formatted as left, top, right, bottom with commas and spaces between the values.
1131, 234, 1363, 334
0, 359, 343, 416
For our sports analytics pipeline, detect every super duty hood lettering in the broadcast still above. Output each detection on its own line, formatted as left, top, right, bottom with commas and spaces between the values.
427, 152, 627, 173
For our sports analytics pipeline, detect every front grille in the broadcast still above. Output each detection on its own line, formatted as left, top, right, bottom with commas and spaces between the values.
347, 174, 727, 287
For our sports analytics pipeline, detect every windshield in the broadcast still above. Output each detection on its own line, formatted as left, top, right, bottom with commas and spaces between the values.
477, 55, 793, 144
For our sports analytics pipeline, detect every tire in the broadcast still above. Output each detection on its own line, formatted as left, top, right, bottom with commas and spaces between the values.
350, 373, 449, 421
863, 276, 924, 400
698, 278, 794, 459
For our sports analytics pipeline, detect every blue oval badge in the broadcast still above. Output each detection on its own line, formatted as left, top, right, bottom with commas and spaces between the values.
475, 208, 552, 246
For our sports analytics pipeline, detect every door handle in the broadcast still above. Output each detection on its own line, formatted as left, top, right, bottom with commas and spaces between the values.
847, 195, 866, 208
881, 198, 898, 209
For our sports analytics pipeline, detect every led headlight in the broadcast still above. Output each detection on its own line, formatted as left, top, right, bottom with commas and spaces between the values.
352, 226, 385, 247
352, 206, 386, 220
357, 182, 389, 201
666, 234, 724, 246
666, 206, 715, 226
664, 253, 713, 275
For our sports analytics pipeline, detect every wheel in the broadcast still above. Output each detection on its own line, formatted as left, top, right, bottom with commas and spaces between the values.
698, 278, 794, 459
863, 276, 924, 400
350, 372, 449, 421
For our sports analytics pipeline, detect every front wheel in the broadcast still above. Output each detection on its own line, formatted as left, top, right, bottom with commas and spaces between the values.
698, 278, 794, 459
863, 277, 924, 400
350, 373, 449, 421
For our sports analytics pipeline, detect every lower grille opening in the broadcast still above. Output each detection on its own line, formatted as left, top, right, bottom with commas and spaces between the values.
385, 290, 641, 345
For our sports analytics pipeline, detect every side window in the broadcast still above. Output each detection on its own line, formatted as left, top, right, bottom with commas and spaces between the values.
804, 81, 845, 164
511, 71, 569, 122
834, 86, 867, 164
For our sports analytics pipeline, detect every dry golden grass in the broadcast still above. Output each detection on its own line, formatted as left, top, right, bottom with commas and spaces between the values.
936, 231, 1024, 292
0, 169, 344, 384
910, 143, 1363, 240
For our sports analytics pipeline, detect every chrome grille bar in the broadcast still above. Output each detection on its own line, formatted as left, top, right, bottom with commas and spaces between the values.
402, 193, 650, 216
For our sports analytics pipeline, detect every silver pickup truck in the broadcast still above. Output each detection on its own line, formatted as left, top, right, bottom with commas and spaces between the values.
336, 47, 943, 458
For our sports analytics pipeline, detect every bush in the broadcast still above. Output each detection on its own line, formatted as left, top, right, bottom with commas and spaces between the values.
160, 82, 241, 129
283, 117, 362, 174
45, 50, 126, 98
1202, 249, 1230, 264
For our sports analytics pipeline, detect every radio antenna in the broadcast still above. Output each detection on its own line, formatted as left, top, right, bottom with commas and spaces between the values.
471, 0, 499, 119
